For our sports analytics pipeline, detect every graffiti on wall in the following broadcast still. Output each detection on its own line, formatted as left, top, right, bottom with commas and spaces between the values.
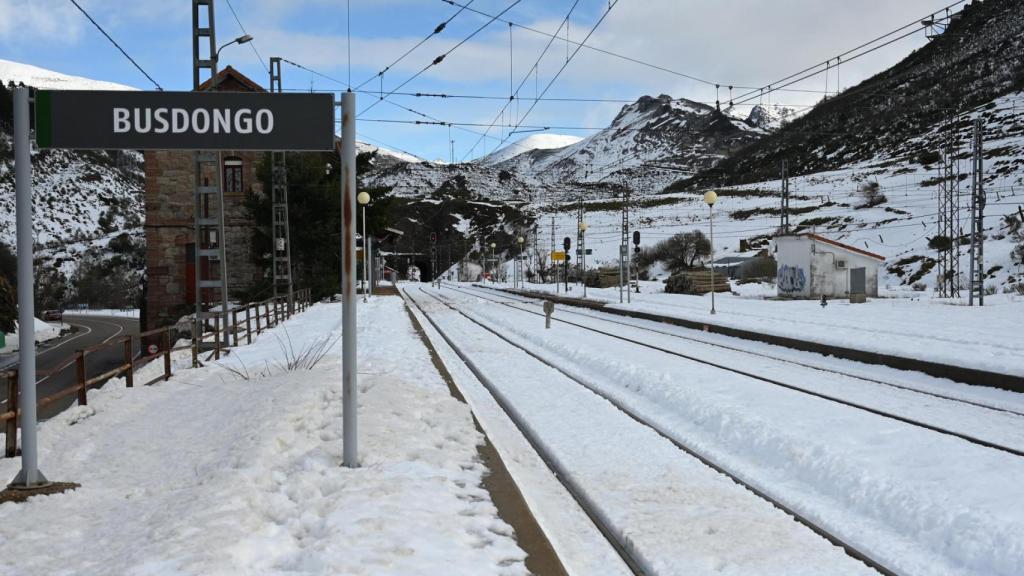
778, 265, 807, 293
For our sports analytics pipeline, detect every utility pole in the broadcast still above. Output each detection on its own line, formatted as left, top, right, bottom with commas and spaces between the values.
269, 57, 295, 313
551, 216, 557, 291
9, 86, 48, 488
780, 160, 790, 234
192, 0, 230, 352
620, 187, 630, 303
969, 117, 986, 305
340, 90, 358, 468
576, 197, 584, 289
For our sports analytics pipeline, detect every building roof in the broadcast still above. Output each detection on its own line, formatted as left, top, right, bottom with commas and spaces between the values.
196, 66, 265, 93
799, 233, 885, 262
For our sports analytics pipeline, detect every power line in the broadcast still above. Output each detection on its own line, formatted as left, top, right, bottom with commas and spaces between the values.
358, 0, 522, 117
488, 0, 623, 155
354, 0, 476, 91
223, 0, 268, 73
461, 0, 581, 161
66, 0, 162, 90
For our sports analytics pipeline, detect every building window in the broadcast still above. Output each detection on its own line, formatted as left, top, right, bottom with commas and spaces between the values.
224, 157, 243, 193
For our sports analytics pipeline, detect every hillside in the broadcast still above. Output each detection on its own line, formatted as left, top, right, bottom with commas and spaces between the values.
674, 0, 1024, 190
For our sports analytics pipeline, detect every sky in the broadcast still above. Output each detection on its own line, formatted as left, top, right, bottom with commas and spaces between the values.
0, 0, 966, 162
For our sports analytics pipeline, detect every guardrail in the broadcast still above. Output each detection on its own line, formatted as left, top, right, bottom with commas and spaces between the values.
2, 288, 312, 458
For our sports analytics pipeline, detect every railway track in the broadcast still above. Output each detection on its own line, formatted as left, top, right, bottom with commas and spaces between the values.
442, 282, 1024, 457
405, 285, 899, 576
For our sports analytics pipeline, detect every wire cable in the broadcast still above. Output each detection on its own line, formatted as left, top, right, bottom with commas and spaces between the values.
223, 0, 268, 73
66, 0, 162, 90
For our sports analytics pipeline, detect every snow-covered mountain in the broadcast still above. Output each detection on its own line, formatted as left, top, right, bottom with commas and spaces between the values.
0, 58, 135, 91
476, 133, 582, 166
486, 95, 763, 194
741, 103, 805, 130
355, 141, 424, 164
0, 62, 144, 305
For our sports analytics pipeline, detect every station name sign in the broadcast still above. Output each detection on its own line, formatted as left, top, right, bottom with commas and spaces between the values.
35, 90, 335, 151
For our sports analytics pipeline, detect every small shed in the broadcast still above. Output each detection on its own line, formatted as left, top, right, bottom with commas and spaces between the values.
773, 233, 885, 299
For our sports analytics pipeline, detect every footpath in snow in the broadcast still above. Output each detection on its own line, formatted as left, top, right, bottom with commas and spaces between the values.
0, 296, 530, 575
494, 280, 1024, 377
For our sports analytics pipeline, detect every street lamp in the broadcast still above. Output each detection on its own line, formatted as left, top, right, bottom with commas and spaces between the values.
215, 34, 254, 60
358, 191, 371, 302
704, 190, 718, 315
516, 236, 525, 289
490, 242, 496, 283
579, 221, 589, 297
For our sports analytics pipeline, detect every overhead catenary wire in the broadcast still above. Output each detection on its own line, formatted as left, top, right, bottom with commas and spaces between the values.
353, 0, 476, 92
358, 0, 522, 117
66, 0, 162, 90
223, 0, 268, 73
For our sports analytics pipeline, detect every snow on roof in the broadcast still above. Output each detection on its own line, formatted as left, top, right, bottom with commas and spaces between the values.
800, 233, 886, 261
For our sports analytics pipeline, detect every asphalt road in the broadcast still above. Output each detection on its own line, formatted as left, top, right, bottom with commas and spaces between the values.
1, 315, 140, 420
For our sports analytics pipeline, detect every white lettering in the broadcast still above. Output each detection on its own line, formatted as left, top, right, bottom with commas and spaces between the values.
113, 108, 131, 133
234, 108, 253, 134
133, 108, 152, 133
255, 109, 273, 134
171, 108, 189, 133
213, 109, 231, 134
153, 108, 170, 133
192, 109, 210, 134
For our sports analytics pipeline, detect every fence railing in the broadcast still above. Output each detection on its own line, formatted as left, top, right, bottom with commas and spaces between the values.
1, 288, 312, 458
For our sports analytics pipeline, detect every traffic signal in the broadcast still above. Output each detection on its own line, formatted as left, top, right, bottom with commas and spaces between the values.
633, 231, 640, 246
563, 236, 571, 251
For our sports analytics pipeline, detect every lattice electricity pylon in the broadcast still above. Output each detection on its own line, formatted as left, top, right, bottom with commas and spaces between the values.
269, 57, 294, 312
192, 0, 230, 352
968, 117, 986, 305
943, 118, 962, 299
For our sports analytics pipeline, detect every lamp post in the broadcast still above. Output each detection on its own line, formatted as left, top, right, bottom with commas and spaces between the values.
358, 191, 371, 302
579, 221, 589, 298
516, 236, 525, 289
215, 34, 253, 61
490, 242, 496, 283
704, 191, 718, 315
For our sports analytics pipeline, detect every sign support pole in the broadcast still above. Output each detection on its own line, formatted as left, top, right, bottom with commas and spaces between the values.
10, 86, 48, 488
340, 91, 358, 468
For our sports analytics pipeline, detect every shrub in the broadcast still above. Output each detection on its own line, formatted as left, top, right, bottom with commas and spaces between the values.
664, 273, 694, 294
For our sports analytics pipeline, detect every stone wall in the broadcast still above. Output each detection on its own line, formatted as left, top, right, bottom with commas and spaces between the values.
144, 149, 267, 331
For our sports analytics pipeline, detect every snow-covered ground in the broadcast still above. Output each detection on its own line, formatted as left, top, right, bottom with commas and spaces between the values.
0, 297, 530, 575
490, 279, 1024, 377
412, 284, 1024, 576
0, 317, 65, 354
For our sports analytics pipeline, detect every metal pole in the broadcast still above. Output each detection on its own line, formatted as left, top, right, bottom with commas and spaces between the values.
709, 204, 716, 315
340, 91, 358, 468
10, 86, 48, 488
582, 230, 587, 298
362, 204, 368, 303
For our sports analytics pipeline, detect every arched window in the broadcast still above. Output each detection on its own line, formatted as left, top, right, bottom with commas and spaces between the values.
224, 157, 243, 194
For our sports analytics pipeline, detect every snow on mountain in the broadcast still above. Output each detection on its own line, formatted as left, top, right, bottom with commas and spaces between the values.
742, 103, 806, 130
476, 133, 582, 166
489, 95, 763, 195
356, 141, 424, 164
0, 58, 136, 91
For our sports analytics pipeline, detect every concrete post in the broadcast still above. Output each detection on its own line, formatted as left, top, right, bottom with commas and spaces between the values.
340, 91, 358, 468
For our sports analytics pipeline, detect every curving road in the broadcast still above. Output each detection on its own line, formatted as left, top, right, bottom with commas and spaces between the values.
1, 315, 140, 420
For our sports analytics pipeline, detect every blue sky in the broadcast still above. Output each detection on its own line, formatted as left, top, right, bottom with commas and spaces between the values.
1, 0, 958, 161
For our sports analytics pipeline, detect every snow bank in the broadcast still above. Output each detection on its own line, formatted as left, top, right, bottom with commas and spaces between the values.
0, 317, 64, 353
0, 298, 528, 575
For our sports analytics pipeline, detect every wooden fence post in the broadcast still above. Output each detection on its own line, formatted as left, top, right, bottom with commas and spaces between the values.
232, 309, 239, 347
245, 306, 253, 344
163, 330, 172, 381
4, 371, 17, 457
76, 350, 87, 405
255, 303, 263, 335
123, 336, 134, 388
264, 300, 271, 327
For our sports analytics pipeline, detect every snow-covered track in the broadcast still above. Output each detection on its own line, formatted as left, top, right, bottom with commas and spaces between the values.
408, 285, 897, 576
446, 283, 1024, 457
459, 284, 1024, 416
